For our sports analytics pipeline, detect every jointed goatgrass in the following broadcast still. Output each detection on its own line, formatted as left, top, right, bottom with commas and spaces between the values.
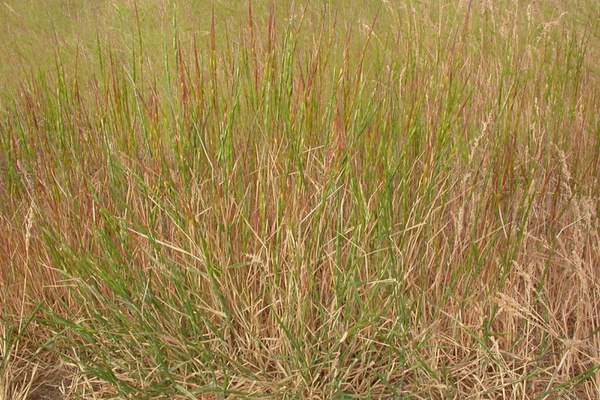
1, 0, 599, 398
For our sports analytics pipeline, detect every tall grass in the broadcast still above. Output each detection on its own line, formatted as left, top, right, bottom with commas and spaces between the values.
1, 1, 599, 398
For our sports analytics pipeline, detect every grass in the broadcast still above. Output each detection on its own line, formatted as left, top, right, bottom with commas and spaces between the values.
1, 0, 599, 398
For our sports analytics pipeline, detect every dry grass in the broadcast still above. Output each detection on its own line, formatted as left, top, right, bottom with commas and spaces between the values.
1, 0, 599, 398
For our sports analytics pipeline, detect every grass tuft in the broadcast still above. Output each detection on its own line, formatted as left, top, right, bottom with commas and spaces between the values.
1, 0, 599, 398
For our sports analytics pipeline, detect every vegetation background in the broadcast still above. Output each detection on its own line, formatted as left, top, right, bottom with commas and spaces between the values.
1, 0, 599, 398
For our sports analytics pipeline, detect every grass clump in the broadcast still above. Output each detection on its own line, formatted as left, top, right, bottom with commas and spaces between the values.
1, 0, 599, 398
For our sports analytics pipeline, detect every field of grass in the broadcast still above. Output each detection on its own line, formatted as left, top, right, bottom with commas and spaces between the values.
1, 0, 599, 398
